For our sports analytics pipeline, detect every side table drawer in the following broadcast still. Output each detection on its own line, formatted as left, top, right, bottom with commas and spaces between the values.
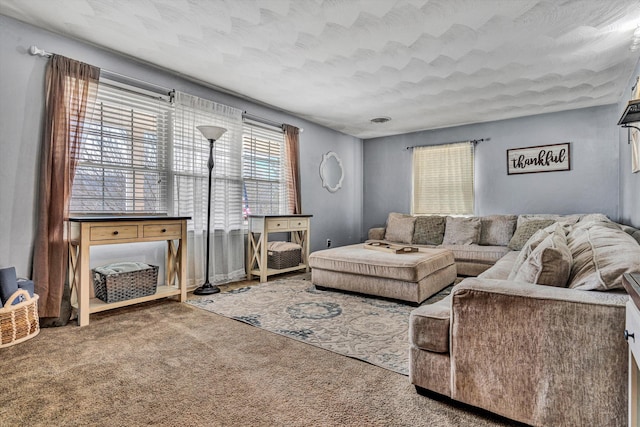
90, 225, 138, 241
627, 301, 640, 360
288, 218, 308, 229
267, 219, 288, 231
143, 224, 181, 239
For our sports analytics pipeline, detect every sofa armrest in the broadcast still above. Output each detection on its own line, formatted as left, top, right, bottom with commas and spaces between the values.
368, 227, 386, 240
449, 277, 628, 427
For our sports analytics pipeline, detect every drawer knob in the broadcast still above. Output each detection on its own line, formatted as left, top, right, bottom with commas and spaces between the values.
113, 231, 119, 235
162, 228, 167, 232
625, 330, 635, 342
277, 223, 281, 226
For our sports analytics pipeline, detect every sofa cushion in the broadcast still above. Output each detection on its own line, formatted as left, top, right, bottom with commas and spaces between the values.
508, 219, 556, 250
567, 221, 640, 291
409, 295, 451, 353
443, 217, 481, 245
413, 215, 446, 245
478, 251, 520, 280
517, 214, 581, 228
384, 213, 416, 244
442, 244, 511, 265
479, 215, 517, 246
514, 230, 572, 287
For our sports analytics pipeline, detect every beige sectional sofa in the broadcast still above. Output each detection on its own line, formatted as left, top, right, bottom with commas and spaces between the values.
391, 215, 640, 427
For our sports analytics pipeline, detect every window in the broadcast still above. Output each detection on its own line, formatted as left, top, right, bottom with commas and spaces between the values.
241, 120, 289, 219
411, 142, 474, 215
70, 80, 171, 214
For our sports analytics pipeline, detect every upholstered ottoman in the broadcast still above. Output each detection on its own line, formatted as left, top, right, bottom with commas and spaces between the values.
309, 244, 456, 304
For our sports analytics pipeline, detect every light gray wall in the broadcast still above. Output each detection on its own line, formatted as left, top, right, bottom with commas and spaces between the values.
0, 15, 363, 278
363, 105, 620, 232
618, 58, 640, 228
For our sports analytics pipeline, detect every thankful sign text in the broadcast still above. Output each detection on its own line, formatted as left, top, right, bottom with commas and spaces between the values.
507, 143, 570, 175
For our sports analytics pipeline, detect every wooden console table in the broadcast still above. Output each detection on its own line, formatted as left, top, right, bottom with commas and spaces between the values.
247, 215, 312, 282
623, 273, 640, 427
68, 216, 190, 326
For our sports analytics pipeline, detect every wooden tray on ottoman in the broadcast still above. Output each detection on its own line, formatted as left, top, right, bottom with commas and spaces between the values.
364, 242, 419, 254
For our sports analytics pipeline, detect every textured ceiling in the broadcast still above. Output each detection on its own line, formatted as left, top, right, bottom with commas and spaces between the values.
2, 0, 640, 138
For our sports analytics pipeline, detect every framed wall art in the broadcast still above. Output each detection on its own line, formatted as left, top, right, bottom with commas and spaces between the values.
507, 142, 570, 175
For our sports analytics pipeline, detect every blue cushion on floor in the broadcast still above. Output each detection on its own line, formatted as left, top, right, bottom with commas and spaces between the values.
0, 267, 19, 306
12, 279, 35, 305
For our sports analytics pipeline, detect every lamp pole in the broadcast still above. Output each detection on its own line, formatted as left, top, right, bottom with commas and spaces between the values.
193, 126, 227, 295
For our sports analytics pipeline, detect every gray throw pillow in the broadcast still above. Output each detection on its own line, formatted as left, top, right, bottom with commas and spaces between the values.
442, 217, 481, 245
479, 215, 517, 246
514, 229, 572, 287
508, 219, 556, 251
412, 216, 446, 245
384, 213, 416, 244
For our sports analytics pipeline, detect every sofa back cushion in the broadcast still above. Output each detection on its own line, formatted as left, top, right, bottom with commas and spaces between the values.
508, 219, 556, 250
412, 215, 446, 245
442, 216, 481, 245
479, 215, 517, 246
384, 212, 416, 244
567, 220, 640, 291
513, 228, 572, 287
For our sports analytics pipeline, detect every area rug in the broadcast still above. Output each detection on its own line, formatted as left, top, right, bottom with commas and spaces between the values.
188, 275, 451, 375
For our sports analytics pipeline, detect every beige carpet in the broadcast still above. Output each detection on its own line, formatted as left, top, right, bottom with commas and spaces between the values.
0, 297, 517, 426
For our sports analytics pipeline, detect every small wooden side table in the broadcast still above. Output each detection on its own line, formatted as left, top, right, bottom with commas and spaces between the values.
247, 215, 312, 282
623, 273, 640, 427
68, 216, 190, 326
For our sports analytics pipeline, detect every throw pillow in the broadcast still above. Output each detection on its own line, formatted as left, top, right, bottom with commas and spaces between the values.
0, 266, 19, 306
513, 230, 572, 287
442, 217, 481, 245
479, 215, 517, 246
567, 221, 640, 291
384, 213, 416, 244
412, 216, 446, 245
507, 227, 552, 280
507, 219, 556, 251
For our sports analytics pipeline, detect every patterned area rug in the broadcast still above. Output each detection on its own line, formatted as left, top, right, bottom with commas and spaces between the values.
188, 275, 451, 375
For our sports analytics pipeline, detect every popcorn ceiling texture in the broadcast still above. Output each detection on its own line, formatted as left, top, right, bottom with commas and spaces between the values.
1, 0, 639, 138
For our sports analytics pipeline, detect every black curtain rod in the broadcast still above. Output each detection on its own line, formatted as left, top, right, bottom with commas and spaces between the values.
405, 138, 489, 150
29, 45, 173, 97
242, 111, 304, 133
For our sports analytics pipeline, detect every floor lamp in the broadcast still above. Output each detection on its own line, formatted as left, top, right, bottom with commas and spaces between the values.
193, 125, 227, 295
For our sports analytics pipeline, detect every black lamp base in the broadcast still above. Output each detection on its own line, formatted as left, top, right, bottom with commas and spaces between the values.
193, 283, 220, 295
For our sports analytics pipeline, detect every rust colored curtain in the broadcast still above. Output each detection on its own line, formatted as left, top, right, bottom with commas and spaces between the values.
283, 124, 301, 214
33, 55, 100, 318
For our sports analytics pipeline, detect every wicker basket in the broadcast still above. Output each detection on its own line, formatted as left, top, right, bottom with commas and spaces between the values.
0, 289, 39, 348
267, 241, 302, 269
92, 263, 159, 303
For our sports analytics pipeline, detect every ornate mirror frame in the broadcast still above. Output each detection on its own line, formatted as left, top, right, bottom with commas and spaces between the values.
319, 151, 344, 193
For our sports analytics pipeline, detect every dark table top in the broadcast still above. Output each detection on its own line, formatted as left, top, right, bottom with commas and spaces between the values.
69, 216, 191, 222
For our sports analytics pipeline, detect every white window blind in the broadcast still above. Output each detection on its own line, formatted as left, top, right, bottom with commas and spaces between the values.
412, 142, 474, 215
242, 121, 289, 218
70, 80, 171, 214
172, 93, 244, 232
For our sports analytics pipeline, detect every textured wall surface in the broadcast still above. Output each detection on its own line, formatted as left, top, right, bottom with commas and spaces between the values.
363, 105, 620, 232
0, 15, 363, 278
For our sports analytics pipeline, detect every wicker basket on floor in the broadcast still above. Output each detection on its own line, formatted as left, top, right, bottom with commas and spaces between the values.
0, 289, 40, 348
267, 241, 302, 269
93, 263, 159, 303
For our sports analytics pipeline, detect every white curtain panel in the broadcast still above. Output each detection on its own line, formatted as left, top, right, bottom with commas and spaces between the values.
172, 92, 245, 285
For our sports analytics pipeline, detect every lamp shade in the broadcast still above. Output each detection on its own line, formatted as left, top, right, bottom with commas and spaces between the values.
197, 125, 227, 141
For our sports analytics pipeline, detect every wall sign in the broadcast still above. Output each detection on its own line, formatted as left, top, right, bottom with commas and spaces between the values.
507, 143, 570, 175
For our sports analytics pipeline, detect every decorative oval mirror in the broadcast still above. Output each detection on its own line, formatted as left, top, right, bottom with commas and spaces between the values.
320, 151, 344, 193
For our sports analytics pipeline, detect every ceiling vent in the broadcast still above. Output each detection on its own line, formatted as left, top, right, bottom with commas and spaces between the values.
370, 117, 391, 124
